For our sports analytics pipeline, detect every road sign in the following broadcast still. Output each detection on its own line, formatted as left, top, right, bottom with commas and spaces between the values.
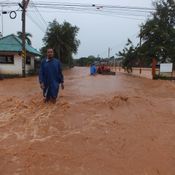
160, 63, 173, 73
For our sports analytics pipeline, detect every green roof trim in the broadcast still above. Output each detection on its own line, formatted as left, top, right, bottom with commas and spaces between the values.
0, 34, 41, 56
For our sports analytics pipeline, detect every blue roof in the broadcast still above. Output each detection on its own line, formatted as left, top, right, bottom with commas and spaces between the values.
0, 34, 41, 56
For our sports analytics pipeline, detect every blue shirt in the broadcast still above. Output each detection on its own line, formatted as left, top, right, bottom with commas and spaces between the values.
39, 58, 64, 98
90, 65, 96, 75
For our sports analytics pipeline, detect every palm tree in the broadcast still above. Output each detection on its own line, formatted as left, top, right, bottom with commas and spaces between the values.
17, 31, 32, 45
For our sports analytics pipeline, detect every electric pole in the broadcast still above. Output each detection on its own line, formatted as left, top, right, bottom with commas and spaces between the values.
139, 29, 142, 74
108, 47, 110, 59
21, 0, 30, 77
1, 7, 3, 37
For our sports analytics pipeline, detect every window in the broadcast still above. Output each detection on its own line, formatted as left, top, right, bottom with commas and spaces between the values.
26, 56, 31, 65
0, 55, 14, 64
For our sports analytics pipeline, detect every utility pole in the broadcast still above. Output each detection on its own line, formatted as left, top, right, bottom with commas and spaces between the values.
108, 47, 110, 59
114, 57, 116, 73
1, 7, 3, 37
139, 29, 142, 74
21, 0, 30, 77
152, 58, 157, 79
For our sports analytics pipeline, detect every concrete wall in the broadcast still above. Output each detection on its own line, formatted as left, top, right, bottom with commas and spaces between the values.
0, 54, 35, 76
0, 54, 22, 75
25, 56, 35, 74
159, 72, 173, 77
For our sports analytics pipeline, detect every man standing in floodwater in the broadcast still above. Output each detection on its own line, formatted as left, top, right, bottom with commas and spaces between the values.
39, 48, 64, 103
90, 63, 97, 76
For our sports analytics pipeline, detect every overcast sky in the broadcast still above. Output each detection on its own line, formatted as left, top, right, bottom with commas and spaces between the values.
1, 0, 153, 58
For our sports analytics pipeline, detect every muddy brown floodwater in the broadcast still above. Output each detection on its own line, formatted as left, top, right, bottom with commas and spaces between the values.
0, 67, 175, 175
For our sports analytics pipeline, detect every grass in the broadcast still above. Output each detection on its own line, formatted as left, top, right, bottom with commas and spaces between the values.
153, 74, 175, 80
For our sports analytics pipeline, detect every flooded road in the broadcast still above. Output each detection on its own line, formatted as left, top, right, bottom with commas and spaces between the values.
0, 67, 175, 175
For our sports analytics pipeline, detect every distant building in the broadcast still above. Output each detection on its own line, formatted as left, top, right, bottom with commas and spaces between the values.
0, 34, 41, 77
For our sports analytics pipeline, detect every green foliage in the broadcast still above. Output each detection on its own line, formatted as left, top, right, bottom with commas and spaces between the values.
118, 0, 175, 69
140, 0, 175, 63
41, 20, 80, 66
17, 31, 32, 45
74, 55, 101, 66
117, 39, 139, 69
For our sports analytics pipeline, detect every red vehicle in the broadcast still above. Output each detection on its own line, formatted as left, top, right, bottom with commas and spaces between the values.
97, 64, 111, 74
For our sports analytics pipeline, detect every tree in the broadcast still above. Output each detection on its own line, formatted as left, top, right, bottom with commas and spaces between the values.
118, 0, 175, 68
117, 39, 139, 72
41, 20, 80, 66
139, 0, 175, 64
17, 31, 32, 45
74, 55, 101, 66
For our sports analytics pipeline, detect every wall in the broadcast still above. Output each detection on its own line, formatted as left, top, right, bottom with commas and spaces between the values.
0, 54, 22, 75
25, 56, 35, 74
115, 67, 154, 79
0, 54, 35, 76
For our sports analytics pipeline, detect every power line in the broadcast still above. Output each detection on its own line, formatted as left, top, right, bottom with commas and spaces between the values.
27, 2, 154, 19
26, 13, 45, 33
0, 2, 155, 12
0, 1, 152, 21
29, 1, 154, 11
27, 5, 149, 20
29, 0, 48, 27
27, 8, 147, 20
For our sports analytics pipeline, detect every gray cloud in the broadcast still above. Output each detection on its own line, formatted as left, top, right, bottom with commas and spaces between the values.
2, 0, 153, 58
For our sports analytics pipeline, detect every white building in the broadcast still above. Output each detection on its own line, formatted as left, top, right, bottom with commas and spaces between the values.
0, 34, 41, 77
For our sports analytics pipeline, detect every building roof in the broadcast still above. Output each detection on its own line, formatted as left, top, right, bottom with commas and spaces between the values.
0, 34, 41, 56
